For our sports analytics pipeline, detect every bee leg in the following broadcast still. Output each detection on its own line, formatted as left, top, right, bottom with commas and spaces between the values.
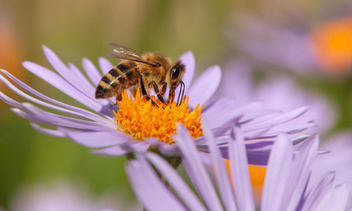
116, 93, 122, 101
176, 81, 185, 106
139, 75, 159, 107
167, 88, 175, 105
160, 82, 167, 96
150, 81, 166, 105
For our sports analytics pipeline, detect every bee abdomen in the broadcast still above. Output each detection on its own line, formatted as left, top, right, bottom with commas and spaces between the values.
116, 63, 139, 85
95, 63, 138, 99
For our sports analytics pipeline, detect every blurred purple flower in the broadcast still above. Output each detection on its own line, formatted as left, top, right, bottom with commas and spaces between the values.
232, 17, 317, 73
9, 180, 138, 211
126, 125, 349, 211
0, 46, 314, 165
216, 60, 337, 134
232, 16, 352, 76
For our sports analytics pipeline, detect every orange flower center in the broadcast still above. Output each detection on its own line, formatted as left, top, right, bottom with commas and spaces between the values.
114, 88, 203, 144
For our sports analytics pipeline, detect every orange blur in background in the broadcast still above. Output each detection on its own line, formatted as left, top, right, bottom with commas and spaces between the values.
311, 17, 352, 74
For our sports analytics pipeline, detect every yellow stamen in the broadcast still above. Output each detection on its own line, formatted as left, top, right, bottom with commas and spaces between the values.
114, 88, 203, 144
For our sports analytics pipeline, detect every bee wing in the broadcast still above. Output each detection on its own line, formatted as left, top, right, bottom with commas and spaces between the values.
107, 52, 157, 66
106, 42, 143, 58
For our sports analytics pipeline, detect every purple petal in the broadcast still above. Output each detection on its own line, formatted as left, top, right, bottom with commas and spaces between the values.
19, 103, 116, 130
0, 91, 23, 108
158, 143, 181, 156
243, 106, 310, 132
204, 101, 263, 130
202, 97, 236, 119
229, 127, 255, 210
43, 46, 73, 79
82, 58, 102, 86
0, 75, 96, 120
10, 107, 41, 123
0, 69, 107, 121
43, 46, 95, 97
22, 61, 103, 112
286, 134, 319, 210
187, 65, 221, 108
126, 157, 187, 211
67, 63, 96, 95
146, 153, 207, 211
98, 57, 114, 75
63, 129, 132, 147
92, 145, 130, 156
178, 51, 195, 92
93, 142, 149, 156
315, 183, 349, 211
175, 125, 223, 210
246, 150, 271, 166
301, 172, 335, 211
244, 135, 309, 151
30, 123, 66, 137
310, 132, 352, 207
261, 122, 316, 137
261, 134, 293, 211
203, 122, 238, 210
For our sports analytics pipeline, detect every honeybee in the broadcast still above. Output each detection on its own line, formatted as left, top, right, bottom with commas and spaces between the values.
95, 43, 185, 106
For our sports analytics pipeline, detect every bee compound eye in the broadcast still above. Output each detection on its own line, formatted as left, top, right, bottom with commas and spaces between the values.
171, 66, 180, 80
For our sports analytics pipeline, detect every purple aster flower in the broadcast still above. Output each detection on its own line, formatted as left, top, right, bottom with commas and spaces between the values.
216, 60, 352, 207
233, 16, 352, 76
126, 124, 349, 211
0, 46, 314, 165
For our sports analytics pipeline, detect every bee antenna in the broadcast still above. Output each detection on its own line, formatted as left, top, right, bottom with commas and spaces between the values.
177, 81, 185, 106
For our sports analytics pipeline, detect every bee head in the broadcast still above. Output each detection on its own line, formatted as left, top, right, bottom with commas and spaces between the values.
168, 60, 185, 89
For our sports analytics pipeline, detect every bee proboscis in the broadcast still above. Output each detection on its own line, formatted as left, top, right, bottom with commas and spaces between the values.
95, 43, 185, 106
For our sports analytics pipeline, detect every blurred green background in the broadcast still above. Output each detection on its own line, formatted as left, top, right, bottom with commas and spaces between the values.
1, 0, 352, 210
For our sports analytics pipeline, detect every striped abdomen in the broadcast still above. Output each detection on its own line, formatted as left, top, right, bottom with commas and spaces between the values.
95, 62, 139, 99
